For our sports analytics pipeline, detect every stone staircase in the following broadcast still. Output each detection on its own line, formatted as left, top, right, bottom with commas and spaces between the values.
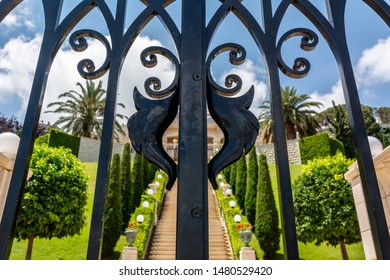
147, 182, 233, 260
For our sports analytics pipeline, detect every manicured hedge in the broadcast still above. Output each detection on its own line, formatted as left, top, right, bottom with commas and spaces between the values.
48, 129, 80, 156
299, 132, 345, 164
215, 175, 262, 260
130, 171, 167, 259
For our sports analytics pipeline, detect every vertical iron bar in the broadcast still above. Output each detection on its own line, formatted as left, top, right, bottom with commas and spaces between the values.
176, 0, 208, 259
0, 44, 52, 259
86, 1, 127, 259
0, 0, 64, 259
265, 55, 299, 260
337, 46, 390, 260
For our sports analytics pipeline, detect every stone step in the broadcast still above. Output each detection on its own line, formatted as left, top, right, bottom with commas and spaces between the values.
146, 182, 233, 260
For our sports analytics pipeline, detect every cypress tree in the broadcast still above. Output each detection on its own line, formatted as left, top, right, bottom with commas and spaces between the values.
131, 153, 143, 211
142, 155, 149, 189
235, 153, 247, 211
121, 143, 132, 230
223, 165, 231, 184
255, 154, 280, 259
245, 147, 258, 227
229, 161, 237, 194
102, 153, 122, 259
148, 162, 158, 183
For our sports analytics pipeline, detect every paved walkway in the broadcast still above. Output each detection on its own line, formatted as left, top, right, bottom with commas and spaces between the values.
146, 182, 233, 260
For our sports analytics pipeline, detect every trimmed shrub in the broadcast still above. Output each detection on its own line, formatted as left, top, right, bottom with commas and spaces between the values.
34, 134, 49, 146
121, 143, 133, 230
293, 153, 359, 260
48, 128, 80, 156
214, 175, 262, 259
15, 145, 88, 259
235, 154, 247, 211
329, 137, 345, 156
102, 153, 123, 259
245, 147, 258, 227
142, 155, 149, 190
229, 161, 237, 194
223, 164, 231, 185
299, 132, 344, 164
131, 153, 144, 213
130, 171, 167, 259
255, 154, 280, 260
148, 162, 158, 184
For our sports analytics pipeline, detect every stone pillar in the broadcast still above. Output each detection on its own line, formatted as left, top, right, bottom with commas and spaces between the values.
0, 169, 12, 222
345, 146, 390, 260
0, 153, 14, 222
239, 247, 256, 260
121, 247, 138, 260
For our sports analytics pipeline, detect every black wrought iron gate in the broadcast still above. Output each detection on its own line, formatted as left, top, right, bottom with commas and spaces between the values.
0, 0, 389, 260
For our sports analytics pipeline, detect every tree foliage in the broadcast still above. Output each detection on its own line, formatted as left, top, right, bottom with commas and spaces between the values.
0, 114, 22, 134
320, 101, 382, 159
45, 80, 126, 140
235, 154, 247, 211
258, 86, 323, 142
131, 153, 144, 213
121, 143, 133, 230
229, 161, 237, 194
0, 113, 47, 136
255, 154, 280, 259
102, 153, 123, 259
148, 162, 158, 184
292, 153, 360, 259
15, 145, 88, 259
245, 147, 258, 227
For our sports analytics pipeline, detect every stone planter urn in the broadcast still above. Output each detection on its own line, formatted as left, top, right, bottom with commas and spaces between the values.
125, 229, 138, 247
239, 230, 252, 247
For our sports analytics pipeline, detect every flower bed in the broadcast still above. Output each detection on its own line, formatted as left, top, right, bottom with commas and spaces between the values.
127, 171, 167, 259
215, 175, 262, 259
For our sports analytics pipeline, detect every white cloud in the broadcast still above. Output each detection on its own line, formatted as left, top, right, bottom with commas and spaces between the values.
1, 1, 36, 29
355, 36, 390, 86
308, 36, 390, 110
0, 35, 41, 117
309, 80, 345, 110
217, 59, 267, 117
2, 14, 19, 28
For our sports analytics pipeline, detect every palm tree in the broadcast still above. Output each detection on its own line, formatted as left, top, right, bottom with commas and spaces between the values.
45, 80, 126, 140
258, 86, 323, 142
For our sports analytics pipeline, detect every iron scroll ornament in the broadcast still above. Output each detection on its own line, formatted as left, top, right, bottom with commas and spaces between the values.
206, 43, 260, 190
127, 46, 179, 190
276, 28, 319, 79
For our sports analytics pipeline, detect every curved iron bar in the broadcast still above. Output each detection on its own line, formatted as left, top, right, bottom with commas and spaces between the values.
206, 0, 266, 49
206, 43, 259, 190
0, 0, 23, 22
276, 28, 319, 79
363, 0, 390, 27
153, 2, 182, 56
292, 0, 390, 259
69, 29, 112, 80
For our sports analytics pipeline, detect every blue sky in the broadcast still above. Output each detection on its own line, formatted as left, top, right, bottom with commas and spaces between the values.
0, 0, 389, 125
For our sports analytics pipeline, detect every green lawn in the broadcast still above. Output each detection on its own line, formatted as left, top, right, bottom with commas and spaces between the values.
9, 162, 364, 260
